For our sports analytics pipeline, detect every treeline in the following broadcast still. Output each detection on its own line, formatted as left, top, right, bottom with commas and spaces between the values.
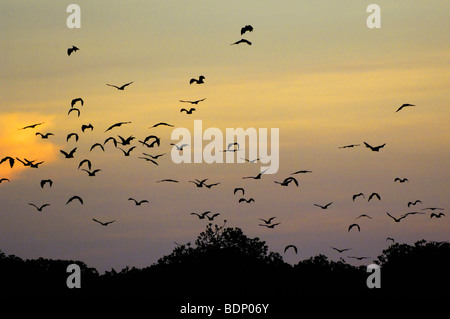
1, 224, 448, 297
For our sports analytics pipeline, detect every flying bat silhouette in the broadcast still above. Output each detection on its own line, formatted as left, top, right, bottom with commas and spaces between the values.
226, 143, 238, 151
364, 142, 386, 152
104, 137, 118, 148
231, 39, 252, 46
290, 170, 312, 175
67, 45, 79, 56
40, 179, 53, 188
60, 147, 77, 158
16, 158, 43, 168
180, 108, 196, 114
141, 152, 165, 160
330, 246, 351, 253
78, 159, 92, 171
239, 198, 255, 203
284, 245, 297, 254
407, 200, 422, 207
430, 212, 445, 219
156, 179, 179, 183
401, 211, 425, 218
71, 98, 83, 108
105, 122, 131, 132
348, 224, 360, 232
90, 143, 105, 152
82, 169, 101, 176
138, 156, 159, 166
206, 213, 221, 221
118, 146, 136, 156
259, 223, 280, 229
189, 179, 208, 187
259, 217, 277, 224
128, 198, 149, 206
139, 135, 161, 148
356, 214, 372, 219
171, 143, 189, 151
274, 177, 298, 187
189, 75, 205, 84
368, 193, 381, 202
179, 98, 205, 104
395, 103, 415, 113
241, 25, 253, 35
35, 132, 54, 139
0, 178, 10, 183
386, 212, 406, 223
150, 122, 174, 128
1, 156, 15, 168
394, 178, 408, 183
106, 82, 133, 90
29, 203, 50, 212
81, 124, 94, 132
204, 182, 220, 189
30, 161, 44, 168
241, 157, 261, 163
117, 135, 135, 145
68, 108, 80, 117
339, 144, 360, 149
67, 133, 79, 142
234, 187, 245, 196
191, 211, 211, 219
314, 202, 333, 209
15, 158, 34, 167
348, 256, 370, 260
242, 168, 269, 180
66, 195, 83, 205
19, 122, 44, 130
92, 219, 115, 226
352, 193, 365, 201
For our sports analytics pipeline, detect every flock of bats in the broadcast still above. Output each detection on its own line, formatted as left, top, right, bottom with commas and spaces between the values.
1, 23, 446, 263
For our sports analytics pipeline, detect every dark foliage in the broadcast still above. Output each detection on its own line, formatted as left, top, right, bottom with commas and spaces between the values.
1, 225, 448, 298
374, 240, 450, 296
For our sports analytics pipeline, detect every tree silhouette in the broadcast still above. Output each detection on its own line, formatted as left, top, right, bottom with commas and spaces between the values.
1, 233, 449, 298
0, 250, 99, 296
374, 240, 450, 296
150, 223, 289, 297
157, 223, 284, 266
292, 254, 368, 295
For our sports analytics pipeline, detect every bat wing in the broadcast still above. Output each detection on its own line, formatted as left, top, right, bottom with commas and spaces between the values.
69, 148, 77, 156
363, 142, 373, 149
284, 245, 297, 254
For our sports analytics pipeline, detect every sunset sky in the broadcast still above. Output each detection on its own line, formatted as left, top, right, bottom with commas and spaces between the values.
1, 1, 449, 273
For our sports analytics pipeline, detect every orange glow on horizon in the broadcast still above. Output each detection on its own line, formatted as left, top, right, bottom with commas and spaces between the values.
0, 113, 59, 180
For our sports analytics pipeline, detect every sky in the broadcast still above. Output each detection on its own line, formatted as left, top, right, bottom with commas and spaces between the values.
0, 1, 449, 273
